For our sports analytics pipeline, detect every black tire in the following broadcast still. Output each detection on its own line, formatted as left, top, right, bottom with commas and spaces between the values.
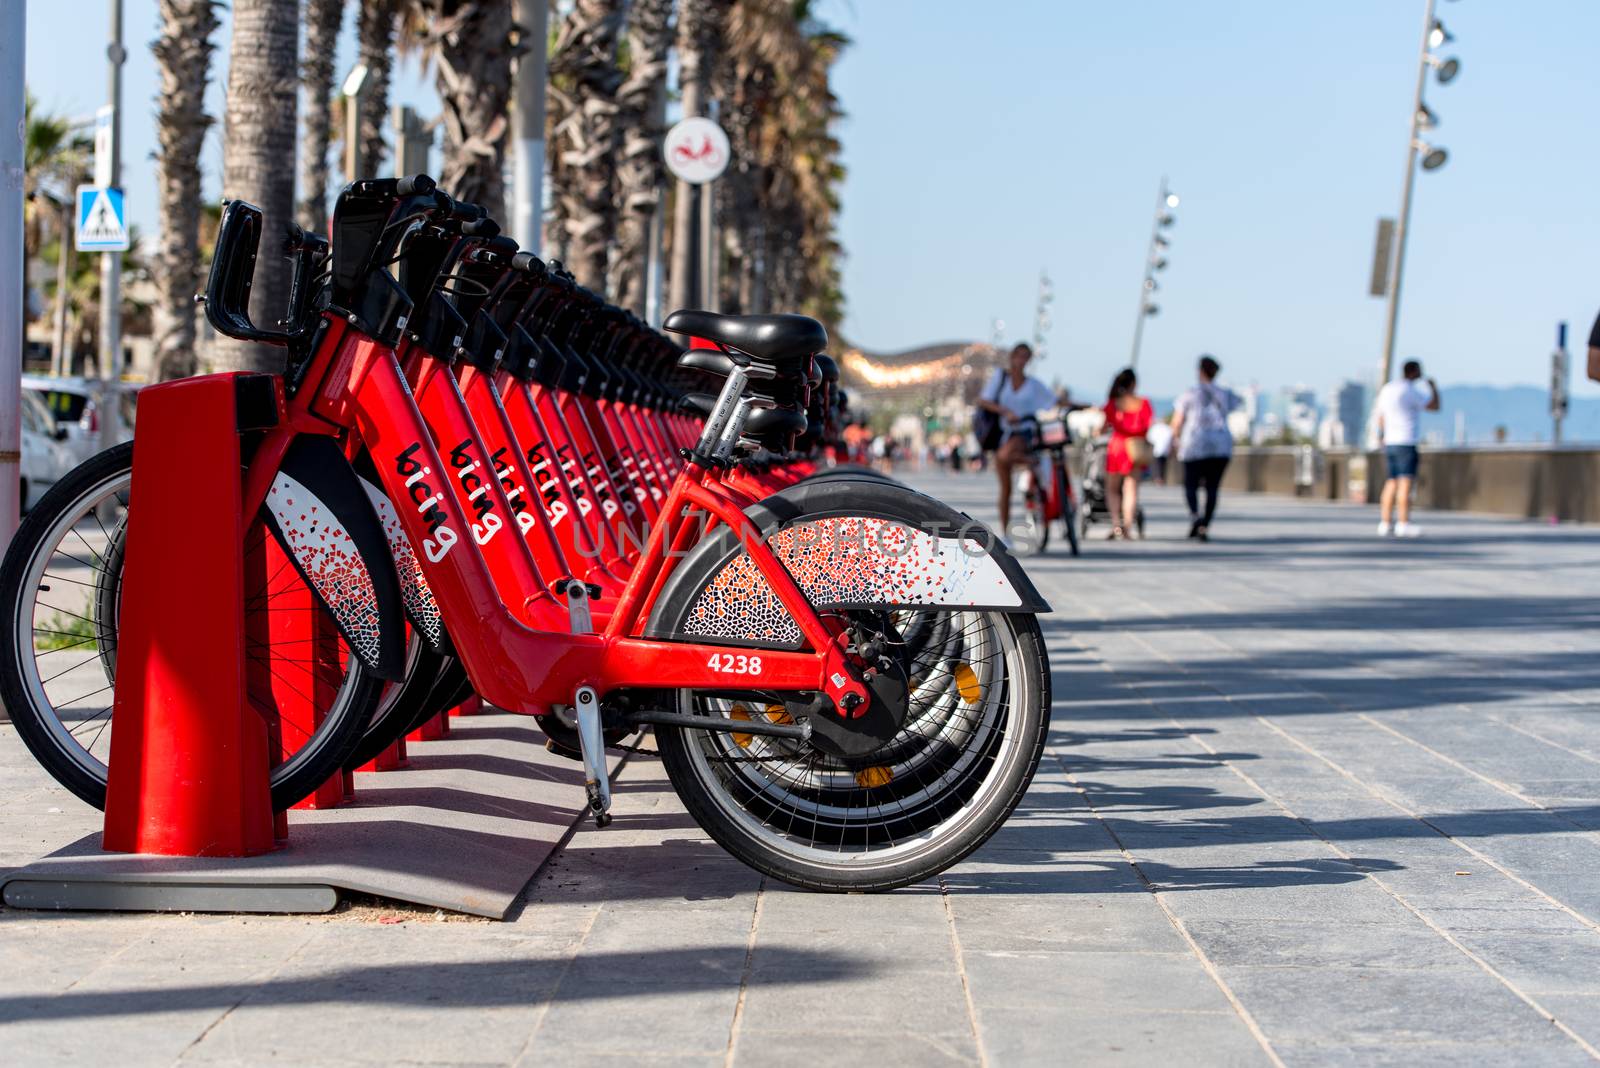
343, 639, 448, 769
0, 442, 382, 811
1021, 477, 1049, 555
656, 610, 1051, 892
1057, 467, 1081, 557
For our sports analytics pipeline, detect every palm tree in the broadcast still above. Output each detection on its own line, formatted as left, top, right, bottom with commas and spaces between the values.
402, 2, 516, 221
711, 0, 846, 334
548, 0, 627, 291
23, 95, 90, 335
152, 0, 222, 382
216, 0, 299, 373
666, 0, 731, 313
297, 0, 343, 234
356, 0, 398, 178
609, 0, 675, 313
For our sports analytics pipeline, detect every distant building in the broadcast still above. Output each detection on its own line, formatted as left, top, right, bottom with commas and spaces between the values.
1328, 380, 1368, 448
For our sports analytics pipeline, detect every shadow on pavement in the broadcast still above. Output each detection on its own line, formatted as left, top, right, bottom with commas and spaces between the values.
0, 945, 866, 1023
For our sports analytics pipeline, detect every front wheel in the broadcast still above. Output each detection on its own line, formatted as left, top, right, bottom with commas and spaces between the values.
1020, 472, 1049, 555
0, 443, 382, 811
656, 609, 1051, 892
1056, 466, 1081, 557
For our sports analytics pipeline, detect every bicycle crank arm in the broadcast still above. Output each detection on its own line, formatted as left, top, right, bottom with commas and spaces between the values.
625, 708, 812, 742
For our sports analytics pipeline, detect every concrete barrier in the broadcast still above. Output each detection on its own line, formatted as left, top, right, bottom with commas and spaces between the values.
1207, 445, 1600, 522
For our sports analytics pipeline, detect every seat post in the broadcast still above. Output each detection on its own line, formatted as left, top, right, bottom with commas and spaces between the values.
693, 363, 749, 457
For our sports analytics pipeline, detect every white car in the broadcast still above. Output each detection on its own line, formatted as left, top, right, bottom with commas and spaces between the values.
20, 389, 75, 511
22, 375, 137, 467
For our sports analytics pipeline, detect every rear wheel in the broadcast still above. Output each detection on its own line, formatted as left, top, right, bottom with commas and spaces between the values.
1057, 466, 1081, 557
0, 443, 381, 811
1020, 472, 1049, 555
657, 609, 1050, 892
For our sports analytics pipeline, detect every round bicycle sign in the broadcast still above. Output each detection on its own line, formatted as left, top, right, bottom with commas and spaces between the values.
663, 117, 730, 185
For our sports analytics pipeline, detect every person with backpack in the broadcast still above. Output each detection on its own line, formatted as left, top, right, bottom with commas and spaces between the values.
975, 342, 1055, 544
1170, 354, 1242, 542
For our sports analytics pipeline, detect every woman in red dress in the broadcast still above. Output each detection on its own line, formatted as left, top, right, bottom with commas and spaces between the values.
1102, 367, 1153, 539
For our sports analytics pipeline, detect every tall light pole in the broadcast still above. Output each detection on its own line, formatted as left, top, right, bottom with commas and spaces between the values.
511, 0, 548, 253
97, 0, 125, 457
1130, 177, 1178, 370
1377, 0, 1462, 386
1032, 269, 1053, 360
0, 1, 25, 550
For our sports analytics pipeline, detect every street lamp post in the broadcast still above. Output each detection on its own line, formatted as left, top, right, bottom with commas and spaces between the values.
1130, 177, 1178, 370
1377, 0, 1463, 386
1032, 269, 1053, 361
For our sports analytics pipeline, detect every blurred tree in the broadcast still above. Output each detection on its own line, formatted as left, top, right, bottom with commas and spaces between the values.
401, 1, 516, 221
548, 0, 627, 291
356, 0, 398, 178
297, 0, 344, 235
667, 0, 731, 313
610, 0, 675, 313
715, 0, 846, 336
152, 0, 222, 382
216, 0, 299, 372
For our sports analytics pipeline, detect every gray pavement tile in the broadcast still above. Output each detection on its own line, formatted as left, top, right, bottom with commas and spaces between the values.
974, 1004, 1270, 1066
732, 1028, 979, 1067
1537, 993, 1600, 1051
1221, 964, 1565, 1047
738, 967, 970, 1035
1447, 930, 1600, 995
528, 988, 739, 1058
1275, 1040, 1598, 1067
1181, 918, 1466, 971
945, 889, 1192, 955
960, 949, 1235, 1016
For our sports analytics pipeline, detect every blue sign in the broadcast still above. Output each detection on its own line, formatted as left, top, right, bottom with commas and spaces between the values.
76, 186, 129, 252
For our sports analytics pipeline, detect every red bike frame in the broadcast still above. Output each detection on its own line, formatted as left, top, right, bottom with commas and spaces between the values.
247, 316, 875, 720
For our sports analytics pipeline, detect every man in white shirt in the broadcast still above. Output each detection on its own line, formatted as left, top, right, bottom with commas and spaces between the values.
1374, 359, 1441, 537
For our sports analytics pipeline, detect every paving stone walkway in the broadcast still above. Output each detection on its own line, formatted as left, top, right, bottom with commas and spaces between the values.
3, 472, 1600, 1065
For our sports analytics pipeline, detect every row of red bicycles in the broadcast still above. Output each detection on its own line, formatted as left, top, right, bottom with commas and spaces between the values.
0, 175, 1051, 891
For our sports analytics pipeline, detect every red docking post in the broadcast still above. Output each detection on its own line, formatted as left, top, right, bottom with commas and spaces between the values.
101, 375, 280, 856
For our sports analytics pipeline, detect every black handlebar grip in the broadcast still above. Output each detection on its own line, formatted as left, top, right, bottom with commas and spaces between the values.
484, 234, 520, 258
395, 174, 436, 197
511, 252, 548, 281
461, 216, 501, 238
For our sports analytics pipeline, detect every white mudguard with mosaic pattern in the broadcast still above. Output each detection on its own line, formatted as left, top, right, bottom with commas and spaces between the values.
264, 471, 386, 668
648, 477, 1050, 649
359, 477, 446, 652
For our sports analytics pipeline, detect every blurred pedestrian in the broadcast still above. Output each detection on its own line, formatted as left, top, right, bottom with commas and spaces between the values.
976, 342, 1055, 543
1171, 355, 1241, 542
1375, 359, 1441, 537
1147, 414, 1174, 484
1588, 307, 1600, 383
1102, 367, 1153, 539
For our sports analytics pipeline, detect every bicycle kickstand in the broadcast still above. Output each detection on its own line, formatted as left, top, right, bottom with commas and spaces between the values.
559, 579, 611, 827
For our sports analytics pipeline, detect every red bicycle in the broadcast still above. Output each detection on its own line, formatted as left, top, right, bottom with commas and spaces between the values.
1, 176, 1052, 891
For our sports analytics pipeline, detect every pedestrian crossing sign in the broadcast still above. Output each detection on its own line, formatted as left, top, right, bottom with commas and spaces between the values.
76, 185, 130, 252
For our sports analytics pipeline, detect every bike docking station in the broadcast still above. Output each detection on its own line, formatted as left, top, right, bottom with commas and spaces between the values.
0, 375, 628, 919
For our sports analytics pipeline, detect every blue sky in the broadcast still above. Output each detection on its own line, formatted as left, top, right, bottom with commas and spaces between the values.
24, 0, 1600, 400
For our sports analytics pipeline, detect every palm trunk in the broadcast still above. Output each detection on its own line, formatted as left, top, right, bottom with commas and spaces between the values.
667, 0, 731, 313
356, 0, 397, 178
608, 0, 674, 312
428, 2, 515, 221
297, 0, 342, 233
215, 0, 299, 373
549, 0, 627, 292
151, 0, 221, 382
